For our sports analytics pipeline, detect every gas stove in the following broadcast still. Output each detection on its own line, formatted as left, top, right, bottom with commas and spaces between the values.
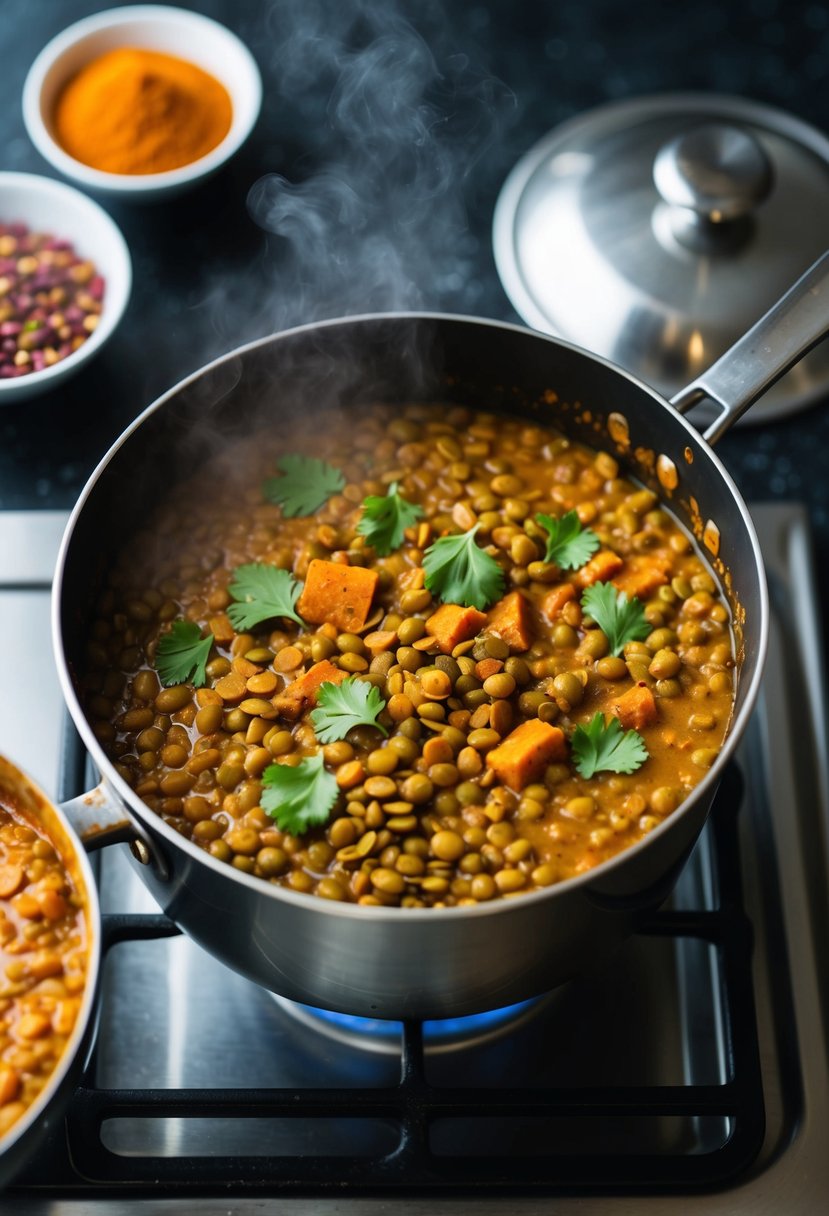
1, 502, 828, 1214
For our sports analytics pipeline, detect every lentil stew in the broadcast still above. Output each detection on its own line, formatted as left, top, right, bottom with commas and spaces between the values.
80, 402, 736, 909
0, 771, 90, 1141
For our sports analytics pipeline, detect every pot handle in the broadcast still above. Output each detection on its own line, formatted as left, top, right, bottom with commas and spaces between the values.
670, 250, 829, 445
62, 780, 169, 878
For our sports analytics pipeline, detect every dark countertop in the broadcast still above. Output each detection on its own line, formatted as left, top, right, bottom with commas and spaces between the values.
2, 0, 829, 601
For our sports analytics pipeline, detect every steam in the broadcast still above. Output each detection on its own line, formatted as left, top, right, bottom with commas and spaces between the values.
135, 0, 516, 477
243, 0, 514, 328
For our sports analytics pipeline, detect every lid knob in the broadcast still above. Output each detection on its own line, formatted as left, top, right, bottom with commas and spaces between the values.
653, 123, 774, 247
494, 94, 829, 417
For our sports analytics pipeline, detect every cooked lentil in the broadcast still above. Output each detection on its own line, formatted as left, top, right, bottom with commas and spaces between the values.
80, 404, 736, 907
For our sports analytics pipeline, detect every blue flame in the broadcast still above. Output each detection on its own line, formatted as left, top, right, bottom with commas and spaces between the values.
292, 998, 538, 1047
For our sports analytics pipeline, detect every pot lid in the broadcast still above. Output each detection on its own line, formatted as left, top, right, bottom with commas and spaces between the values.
493, 93, 829, 424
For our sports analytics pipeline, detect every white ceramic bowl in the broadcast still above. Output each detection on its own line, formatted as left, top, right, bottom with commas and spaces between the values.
0, 171, 131, 403
22, 5, 262, 203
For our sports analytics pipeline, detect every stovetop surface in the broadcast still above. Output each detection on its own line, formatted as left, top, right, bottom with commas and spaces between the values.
1, 502, 828, 1213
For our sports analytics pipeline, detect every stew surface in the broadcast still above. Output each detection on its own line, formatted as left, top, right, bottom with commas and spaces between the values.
80, 403, 735, 906
0, 798, 88, 1138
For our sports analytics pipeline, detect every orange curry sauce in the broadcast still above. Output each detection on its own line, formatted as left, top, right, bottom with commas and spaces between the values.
0, 797, 88, 1138
81, 404, 735, 907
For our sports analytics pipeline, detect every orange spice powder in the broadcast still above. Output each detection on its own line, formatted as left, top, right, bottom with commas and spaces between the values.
53, 47, 233, 175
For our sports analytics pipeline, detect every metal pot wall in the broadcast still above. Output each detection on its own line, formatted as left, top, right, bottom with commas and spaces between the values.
50, 255, 828, 1020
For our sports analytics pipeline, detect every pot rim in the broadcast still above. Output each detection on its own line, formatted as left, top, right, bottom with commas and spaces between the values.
50, 310, 769, 922
0, 753, 102, 1167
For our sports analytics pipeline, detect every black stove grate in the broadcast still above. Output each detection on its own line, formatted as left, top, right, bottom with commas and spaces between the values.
11, 753, 765, 1199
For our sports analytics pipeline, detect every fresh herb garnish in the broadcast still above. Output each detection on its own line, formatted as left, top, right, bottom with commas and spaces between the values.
227, 563, 304, 630
356, 481, 424, 556
423, 524, 505, 611
571, 713, 649, 778
536, 509, 600, 570
581, 581, 650, 656
262, 453, 345, 517
260, 755, 339, 835
310, 677, 388, 743
155, 619, 214, 688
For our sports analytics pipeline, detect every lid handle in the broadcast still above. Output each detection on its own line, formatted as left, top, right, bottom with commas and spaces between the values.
670, 249, 829, 444
653, 122, 773, 247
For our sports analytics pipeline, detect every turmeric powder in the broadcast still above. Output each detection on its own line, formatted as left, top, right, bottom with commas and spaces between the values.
53, 48, 232, 175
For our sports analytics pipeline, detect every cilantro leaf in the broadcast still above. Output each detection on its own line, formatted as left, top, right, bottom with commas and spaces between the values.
155, 619, 214, 688
310, 677, 388, 743
581, 581, 651, 656
227, 563, 304, 630
260, 755, 339, 835
262, 453, 345, 517
356, 481, 424, 556
423, 524, 505, 611
571, 713, 649, 779
536, 510, 600, 570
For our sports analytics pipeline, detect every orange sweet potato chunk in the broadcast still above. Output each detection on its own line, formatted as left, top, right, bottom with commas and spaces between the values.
574, 549, 624, 589
297, 559, 378, 632
541, 582, 576, 621
613, 555, 673, 601
487, 591, 534, 652
275, 659, 348, 721
425, 603, 487, 654
486, 720, 567, 791
611, 683, 659, 731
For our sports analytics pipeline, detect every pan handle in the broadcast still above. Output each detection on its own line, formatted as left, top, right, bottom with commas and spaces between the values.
62, 781, 169, 878
61, 782, 134, 849
670, 250, 829, 445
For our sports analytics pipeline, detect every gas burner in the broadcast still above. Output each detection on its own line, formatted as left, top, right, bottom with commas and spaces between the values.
271, 993, 548, 1054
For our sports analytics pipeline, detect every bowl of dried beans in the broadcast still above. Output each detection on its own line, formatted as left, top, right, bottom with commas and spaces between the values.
0, 172, 131, 403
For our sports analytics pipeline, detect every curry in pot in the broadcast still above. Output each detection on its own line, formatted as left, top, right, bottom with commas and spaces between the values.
80, 403, 735, 906
0, 796, 89, 1138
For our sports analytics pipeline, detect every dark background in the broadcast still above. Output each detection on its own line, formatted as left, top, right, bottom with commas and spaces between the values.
2, 0, 828, 599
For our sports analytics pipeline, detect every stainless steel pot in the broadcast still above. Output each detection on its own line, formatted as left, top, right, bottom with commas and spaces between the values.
0, 755, 101, 1187
51, 254, 829, 1020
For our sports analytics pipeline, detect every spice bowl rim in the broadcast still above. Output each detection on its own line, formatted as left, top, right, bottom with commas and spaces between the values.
21, 3, 263, 202
0, 170, 132, 403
